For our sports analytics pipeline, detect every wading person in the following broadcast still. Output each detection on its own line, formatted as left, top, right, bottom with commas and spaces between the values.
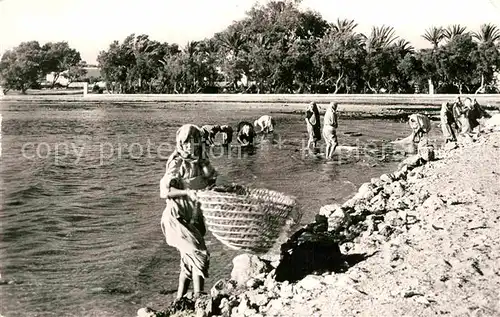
453, 98, 472, 137
440, 102, 458, 144
305, 102, 321, 152
201, 124, 221, 146
236, 121, 256, 146
254, 115, 275, 134
323, 102, 339, 160
159, 124, 217, 299
219, 125, 233, 147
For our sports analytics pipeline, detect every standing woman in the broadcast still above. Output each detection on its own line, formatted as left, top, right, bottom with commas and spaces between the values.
305, 102, 321, 151
159, 124, 217, 299
440, 102, 458, 144
323, 102, 339, 159
453, 98, 472, 136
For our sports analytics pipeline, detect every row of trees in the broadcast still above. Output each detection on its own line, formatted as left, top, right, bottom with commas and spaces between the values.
0, 41, 88, 93
2, 0, 500, 94
95, 0, 500, 94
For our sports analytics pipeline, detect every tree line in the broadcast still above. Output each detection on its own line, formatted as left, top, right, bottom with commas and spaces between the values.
0, 41, 88, 93
1, 0, 500, 94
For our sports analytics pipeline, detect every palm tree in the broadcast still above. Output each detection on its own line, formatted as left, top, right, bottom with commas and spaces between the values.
331, 18, 358, 35
184, 41, 199, 57
216, 29, 247, 58
472, 24, 500, 93
472, 23, 500, 44
328, 18, 365, 45
365, 25, 398, 53
443, 24, 468, 41
393, 39, 415, 55
422, 26, 444, 48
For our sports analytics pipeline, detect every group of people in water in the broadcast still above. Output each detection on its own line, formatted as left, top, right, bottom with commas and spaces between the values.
157, 102, 339, 301
198, 101, 340, 160
158, 96, 489, 301
197, 114, 276, 149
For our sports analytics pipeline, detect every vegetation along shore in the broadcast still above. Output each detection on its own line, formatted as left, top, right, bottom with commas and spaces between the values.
2, 1, 500, 95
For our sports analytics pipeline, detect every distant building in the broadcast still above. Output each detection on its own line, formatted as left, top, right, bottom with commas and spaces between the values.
45, 66, 103, 87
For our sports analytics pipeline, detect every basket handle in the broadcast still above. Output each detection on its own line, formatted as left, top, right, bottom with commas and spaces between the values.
165, 189, 197, 199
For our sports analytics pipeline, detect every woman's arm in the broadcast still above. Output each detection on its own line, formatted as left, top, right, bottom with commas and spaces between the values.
160, 158, 182, 198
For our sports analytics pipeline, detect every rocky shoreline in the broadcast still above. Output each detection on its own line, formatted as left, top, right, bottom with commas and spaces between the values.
138, 115, 500, 317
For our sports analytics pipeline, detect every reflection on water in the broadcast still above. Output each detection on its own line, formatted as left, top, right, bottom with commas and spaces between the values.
0, 101, 442, 317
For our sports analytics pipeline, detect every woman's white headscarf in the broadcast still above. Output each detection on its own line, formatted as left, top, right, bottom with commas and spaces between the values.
324, 102, 338, 128
176, 124, 204, 161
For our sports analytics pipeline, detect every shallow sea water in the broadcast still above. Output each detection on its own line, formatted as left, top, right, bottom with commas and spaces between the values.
0, 101, 442, 317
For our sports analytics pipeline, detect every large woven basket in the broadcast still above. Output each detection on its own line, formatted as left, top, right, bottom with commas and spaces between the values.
196, 185, 299, 253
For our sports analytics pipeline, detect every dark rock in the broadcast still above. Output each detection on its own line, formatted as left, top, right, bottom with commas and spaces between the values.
194, 294, 214, 317
398, 155, 423, 170
275, 215, 345, 282
418, 145, 435, 162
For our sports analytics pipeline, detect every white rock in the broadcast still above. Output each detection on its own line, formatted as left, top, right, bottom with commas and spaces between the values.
422, 194, 445, 211
137, 307, 156, 317
231, 254, 269, 286
319, 204, 339, 217
380, 173, 394, 183
389, 181, 405, 197
249, 292, 270, 307
323, 274, 337, 285
280, 283, 294, 298
328, 207, 347, 232
266, 299, 284, 316
444, 142, 458, 151
354, 182, 376, 200
297, 275, 323, 291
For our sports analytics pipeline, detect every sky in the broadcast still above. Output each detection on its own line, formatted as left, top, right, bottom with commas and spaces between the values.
1, 0, 500, 64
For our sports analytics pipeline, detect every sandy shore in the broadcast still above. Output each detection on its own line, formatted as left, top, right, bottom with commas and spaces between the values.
3, 93, 500, 106
3, 94, 499, 122
137, 117, 500, 317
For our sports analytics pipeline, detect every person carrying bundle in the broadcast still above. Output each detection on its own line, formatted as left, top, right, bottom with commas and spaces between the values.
254, 115, 276, 133
236, 121, 256, 146
408, 113, 432, 144
159, 124, 218, 299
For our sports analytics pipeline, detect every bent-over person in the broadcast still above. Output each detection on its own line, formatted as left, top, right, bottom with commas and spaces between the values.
219, 125, 233, 146
236, 121, 256, 146
201, 125, 221, 146
254, 115, 275, 133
